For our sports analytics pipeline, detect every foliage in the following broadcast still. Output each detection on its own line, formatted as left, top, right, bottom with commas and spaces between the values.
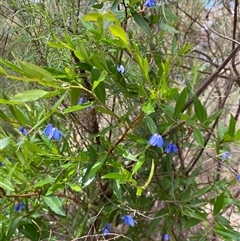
0, 0, 240, 240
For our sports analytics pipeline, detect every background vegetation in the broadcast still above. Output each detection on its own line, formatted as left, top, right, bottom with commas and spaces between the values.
0, 0, 240, 240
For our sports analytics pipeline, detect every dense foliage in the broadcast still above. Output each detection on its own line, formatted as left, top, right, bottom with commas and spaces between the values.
0, 0, 240, 240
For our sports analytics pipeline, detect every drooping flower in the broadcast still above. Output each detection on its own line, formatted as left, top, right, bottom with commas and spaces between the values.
102, 223, 111, 236
148, 133, 164, 148
19, 126, 28, 136
117, 65, 125, 74
43, 124, 62, 140
14, 202, 25, 212
165, 142, 178, 154
163, 233, 170, 241
78, 97, 85, 105
145, 0, 157, 7
121, 215, 135, 227
221, 152, 231, 159
236, 174, 240, 183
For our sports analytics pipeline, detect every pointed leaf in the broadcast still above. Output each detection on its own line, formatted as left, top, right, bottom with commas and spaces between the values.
43, 195, 66, 216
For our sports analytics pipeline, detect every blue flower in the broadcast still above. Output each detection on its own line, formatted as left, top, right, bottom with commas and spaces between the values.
14, 202, 25, 212
78, 97, 85, 105
121, 215, 135, 227
145, 0, 156, 7
221, 152, 230, 159
165, 142, 178, 153
102, 223, 111, 236
163, 233, 170, 241
19, 127, 28, 136
148, 133, 164, 148
236, 175, 240, 183
117, 65, 125, 74
43, 124, 62, 140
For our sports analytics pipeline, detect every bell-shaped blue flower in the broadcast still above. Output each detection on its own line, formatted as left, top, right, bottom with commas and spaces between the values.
221, 152, 230, 159
165, 142, 178, 153
145, 0, 156, 7
19, 127, 28, 136
148, 133, 164, 148
78, 97, 85, 105
117, 65, 125, 74
163, 233, 170, 241
121, 215, 135, 227
236, 174, 240, 183
14, 202, 25, 212
43, 124, 62, 140
102, 223, 111, 236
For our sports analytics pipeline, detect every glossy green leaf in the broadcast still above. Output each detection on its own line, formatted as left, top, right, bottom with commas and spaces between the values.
109, 25, 129, 47
43, 195, 66, 216
102, 173, 125, 180
193, 127, 204, 148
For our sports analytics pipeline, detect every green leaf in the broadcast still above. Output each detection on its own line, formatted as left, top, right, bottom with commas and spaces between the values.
88, 155, 107, 178
43, 195, 66, 216
34, 178, 56, 188
0, 137, 13, 150
184, 218, 202, 229
18, 61, 56, 82
92, 71, 107, 90
109, 25, 129, 47
132, 10, 152, 35
63, 103, 93, 114
194, 96, 207, 123
94, 81, 106, 104
84, 12, 102, 21
193, 127, 204, 148
174, 87, 187, 118
132, 154, 145, 175
214, 226, 240, 239
102, 173, 125, 180
142, 99, 155, 115
145, 115, 157, 134
217, 121, 225, 141
204, 109, 222, 125
171, 35, 177, 56
0, 177, 15, 191
160, 22, 179, 33
183, 208, 208, 221
213, 192, 224, 215
228, 114, 236, 137
11, 89, 47, 102
0, 66, 8, 75
142, 160, 154, 190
